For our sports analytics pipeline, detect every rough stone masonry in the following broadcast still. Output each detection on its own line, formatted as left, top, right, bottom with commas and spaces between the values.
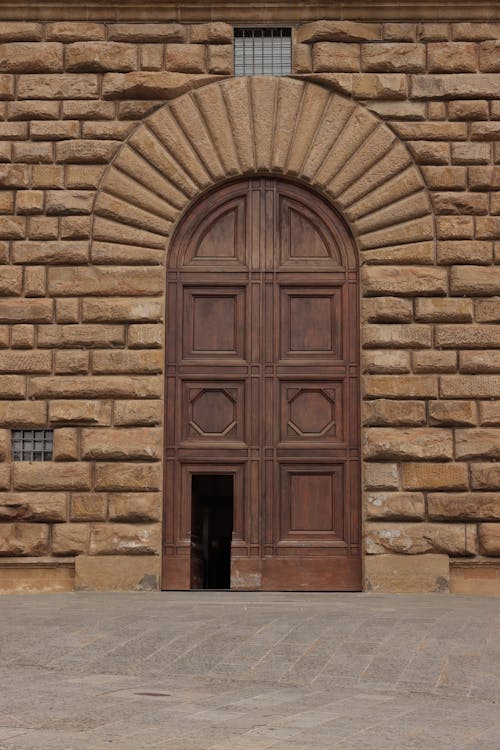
0, 1, 499, 595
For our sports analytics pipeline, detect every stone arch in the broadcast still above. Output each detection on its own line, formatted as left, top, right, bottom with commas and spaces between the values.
91, 76, 435, 259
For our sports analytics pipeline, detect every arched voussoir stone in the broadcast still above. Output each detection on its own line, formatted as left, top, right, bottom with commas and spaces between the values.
92, 77, 435, 261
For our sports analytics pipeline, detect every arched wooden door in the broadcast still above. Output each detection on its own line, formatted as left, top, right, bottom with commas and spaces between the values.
163, 178, 361, 591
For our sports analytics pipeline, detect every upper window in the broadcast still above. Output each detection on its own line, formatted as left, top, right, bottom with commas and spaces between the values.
234, 27, 292, 77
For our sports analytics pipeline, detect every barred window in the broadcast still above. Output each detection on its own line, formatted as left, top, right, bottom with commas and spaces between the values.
12, 429, 53, 461
234, 27, 292, 77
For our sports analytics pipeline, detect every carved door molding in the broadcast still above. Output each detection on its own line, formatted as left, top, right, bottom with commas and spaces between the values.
163, 177, 361, 591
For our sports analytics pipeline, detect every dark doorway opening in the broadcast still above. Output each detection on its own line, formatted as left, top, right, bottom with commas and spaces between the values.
190, 475, 233, 590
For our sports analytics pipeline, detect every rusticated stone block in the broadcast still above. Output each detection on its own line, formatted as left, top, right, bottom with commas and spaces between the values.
102, 72, 219, 100
415, 298, 472, 322
402, 462, 469, 491
449, 99, 489, 120
95, 463, 161, 491
166, 44, 206, 73
75, 554, 159, 591
365, 522, 477, 556
429, 494, 500, 521
362, 350, 410, 374
452, 23, 500, 40
365, 554, 449, 593
53, 428, 79, 461
0, 523, 49, 555
11, 324, 34, 349
208, 45, 232, 75
297, 20, 381, 43
363, 324, 431, 349
472, 464, 500, 490
54, 351, 89, 375
0, 165, 28, 189
428, 42, 477, 72
365, 492, 425, 520
440, 376, 500, 399
188, 22, 231, 44
18, 74, 99, 100
82, 298, 162, 323
352, 73, 407, 99
46, 22, 106, 42
437, 216, 474, 240
312, 42, 359, 72
92, 350, 163, 374
0, 351, 51, 374
455, 429, 500, 460
437, 241, 493, 265
0, 267, 22, 296
0, 218, 25, 242
55, 140, 120, 164
0, 23, 42, 42
90, 523, 160, 555
31, 376, 162, 400
0, 493, 66, 522
436, 325, 500, 349
450, 266, 500, 296
52, 523, 89, 555
429, 400, 476, 427
38, 324, 124, 349
476, 298, 500, 322
108, 24, 186, 43
0, 43, 63, 73
362, 297, 412, 323
128, 325, 163, 349
362, 266, 447, 296
49, 400, 111, 425
48, 268, 163, 297
478, 524, 500, 555
0, 298, 52, 322
433, 192, 488, 215
13, 241, 89, 265
66, 42, 137, 73
469, 166, 500, 191
363, 400, 426, 427
108, 493, 161, 522
364, 428, 453, 461
71, 494, 107, 521
55, 299, 78, 324
113, 400, 162, 426
0, 401, 46, 427
81, 428, 162, 461
0, 376, 25, 399
365, 375, 437, 398
362, 43, 425, 73
13, 463, 91, 491
45, 192, 94, 216
364, 462, 399, 491
479, 40, 500, 72
479, 402, 500, 426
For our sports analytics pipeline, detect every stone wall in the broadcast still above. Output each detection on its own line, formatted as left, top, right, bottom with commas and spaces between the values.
0, 17, 499, 593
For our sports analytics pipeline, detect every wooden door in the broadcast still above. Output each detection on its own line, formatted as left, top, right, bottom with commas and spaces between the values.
163, 178, 361, 591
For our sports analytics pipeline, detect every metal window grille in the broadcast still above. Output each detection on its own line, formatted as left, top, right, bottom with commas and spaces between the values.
234, 27, 292, 77
12, 429, 53, 461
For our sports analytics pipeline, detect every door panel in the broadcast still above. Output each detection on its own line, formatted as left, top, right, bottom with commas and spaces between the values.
163, 178, 361, 591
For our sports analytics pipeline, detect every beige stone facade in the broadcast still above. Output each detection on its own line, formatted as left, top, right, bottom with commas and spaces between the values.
0, 1, 500, 594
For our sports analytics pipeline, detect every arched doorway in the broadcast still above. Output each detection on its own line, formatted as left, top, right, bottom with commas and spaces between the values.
163, 177, 361, 591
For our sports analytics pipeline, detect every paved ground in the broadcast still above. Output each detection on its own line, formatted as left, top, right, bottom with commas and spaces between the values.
0, 592, 499, 750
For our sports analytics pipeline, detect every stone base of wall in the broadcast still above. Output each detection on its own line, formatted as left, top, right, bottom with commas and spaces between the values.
450, 559, 500, 597
365, 554, 450, 593
75, 555, 160, 591
0, 557, 74, 593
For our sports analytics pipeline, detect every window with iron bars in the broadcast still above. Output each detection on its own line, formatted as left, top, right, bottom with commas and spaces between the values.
234, 27, 292, 77
12, 429, 53, 461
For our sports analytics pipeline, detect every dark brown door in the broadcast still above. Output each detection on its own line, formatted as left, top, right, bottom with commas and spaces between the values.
163, 178, 361, 591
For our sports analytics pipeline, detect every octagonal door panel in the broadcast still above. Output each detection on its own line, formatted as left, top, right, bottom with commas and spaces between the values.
163, 178, 361, 591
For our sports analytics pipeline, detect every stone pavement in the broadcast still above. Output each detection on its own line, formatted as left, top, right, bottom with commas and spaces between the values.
1, 592, 499, 750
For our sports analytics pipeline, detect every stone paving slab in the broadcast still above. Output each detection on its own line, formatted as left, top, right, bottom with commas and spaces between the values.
0, 592, 499, 749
